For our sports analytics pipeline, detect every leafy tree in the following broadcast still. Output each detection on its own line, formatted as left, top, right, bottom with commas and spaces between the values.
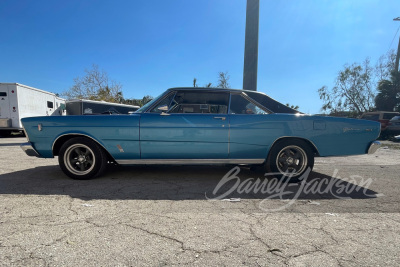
141, 95, 154, 106
193, 71, 230, 89
217, 71, 230, 88
375, 71, 400, 112
319, 51, 396, 114
63, 64, 123, 103
375, 49, 396, 81
318, 59, 376, 114
122, 95, 154, 107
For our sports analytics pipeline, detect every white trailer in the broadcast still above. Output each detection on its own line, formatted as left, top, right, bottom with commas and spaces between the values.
0, 83, 65, 136
66, 99, 139, 115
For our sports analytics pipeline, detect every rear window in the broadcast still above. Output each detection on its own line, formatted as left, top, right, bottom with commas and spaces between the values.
245, 91, 298, 114
361, 114, 379, 121
383, 113, 400, 120
0, 92, 7, 97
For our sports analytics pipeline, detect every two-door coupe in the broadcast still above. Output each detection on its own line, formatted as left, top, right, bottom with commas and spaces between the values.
21, 88, 381, 180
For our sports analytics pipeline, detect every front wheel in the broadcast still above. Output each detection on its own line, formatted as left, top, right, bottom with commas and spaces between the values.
58, 137, 107, 180
266, 139, 314, 182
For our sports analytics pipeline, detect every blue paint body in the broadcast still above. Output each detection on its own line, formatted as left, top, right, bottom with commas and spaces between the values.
21, 88, 381, 163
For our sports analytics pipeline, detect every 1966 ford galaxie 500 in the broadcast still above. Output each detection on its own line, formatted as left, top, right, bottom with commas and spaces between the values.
20, 88, 381, 180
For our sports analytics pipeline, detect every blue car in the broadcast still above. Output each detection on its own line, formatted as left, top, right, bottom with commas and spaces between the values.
21, 88, 381, 180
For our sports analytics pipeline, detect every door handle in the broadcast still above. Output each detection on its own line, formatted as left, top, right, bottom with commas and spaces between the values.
213, 117, 226, 121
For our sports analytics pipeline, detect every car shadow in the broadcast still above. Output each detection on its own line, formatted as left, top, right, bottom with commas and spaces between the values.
0, 164, 379, 201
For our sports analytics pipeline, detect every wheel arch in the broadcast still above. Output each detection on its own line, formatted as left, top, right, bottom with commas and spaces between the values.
269, 137, 320, 157
52, 134, 115, 162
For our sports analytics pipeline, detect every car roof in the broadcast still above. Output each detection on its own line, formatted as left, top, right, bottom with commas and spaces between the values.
166, 87, 299, 114
167, 87, 277, 98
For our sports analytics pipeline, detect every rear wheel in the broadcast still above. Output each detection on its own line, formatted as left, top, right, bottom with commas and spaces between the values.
58, 137, 107, 180
266, 139, 314, 182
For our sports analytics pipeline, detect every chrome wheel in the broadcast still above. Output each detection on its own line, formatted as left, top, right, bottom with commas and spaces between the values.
64, 144, 96, 176
275, 145, 308, 176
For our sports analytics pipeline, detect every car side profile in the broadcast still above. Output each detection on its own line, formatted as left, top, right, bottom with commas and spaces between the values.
21, 88, 381, 180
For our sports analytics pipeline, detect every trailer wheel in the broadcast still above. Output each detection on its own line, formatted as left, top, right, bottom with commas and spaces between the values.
58, 137, 107, 180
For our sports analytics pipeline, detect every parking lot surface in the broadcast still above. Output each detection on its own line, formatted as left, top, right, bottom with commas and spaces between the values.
1, 137, 400, 266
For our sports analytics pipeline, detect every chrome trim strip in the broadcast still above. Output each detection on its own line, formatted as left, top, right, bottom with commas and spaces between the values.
367, 141, 381, 154
116, 159, 265, 165
20, 142, 40, 157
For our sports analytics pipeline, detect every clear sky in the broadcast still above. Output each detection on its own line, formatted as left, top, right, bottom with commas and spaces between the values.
1, 0, 399, 114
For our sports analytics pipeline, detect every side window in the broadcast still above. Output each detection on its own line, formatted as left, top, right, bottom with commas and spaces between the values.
168, 92, 229, 114
362, 114, 379, 121
0, 92, 7, 97
229, 94, 268, 115
149, 93, 175, 113
383, 113, 399, 120
47, 101, 54, 109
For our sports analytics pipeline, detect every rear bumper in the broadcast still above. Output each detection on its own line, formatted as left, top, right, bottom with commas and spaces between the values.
20, 142, 40, 157
367, 141, 381, 154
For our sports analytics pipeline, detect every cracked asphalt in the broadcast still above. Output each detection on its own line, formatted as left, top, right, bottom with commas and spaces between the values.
1, 137, 400, 266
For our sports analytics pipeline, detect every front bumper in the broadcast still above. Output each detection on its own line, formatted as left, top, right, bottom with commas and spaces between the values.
367, 141, 381, 154
20, 142, 40, 157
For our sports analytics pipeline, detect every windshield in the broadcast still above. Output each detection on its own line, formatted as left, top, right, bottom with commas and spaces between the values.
135, 92, 166, 113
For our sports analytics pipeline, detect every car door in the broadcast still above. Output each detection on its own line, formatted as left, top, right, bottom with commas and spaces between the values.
228, 92, 272, 161
140, 90, 230, 160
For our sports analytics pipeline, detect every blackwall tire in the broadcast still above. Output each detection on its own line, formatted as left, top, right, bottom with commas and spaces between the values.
266, 139, 314, 182
58, 137, 107, 180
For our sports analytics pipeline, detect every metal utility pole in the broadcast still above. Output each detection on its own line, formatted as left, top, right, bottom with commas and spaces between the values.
394, 17, 400, 73
243, 0, 260, 91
